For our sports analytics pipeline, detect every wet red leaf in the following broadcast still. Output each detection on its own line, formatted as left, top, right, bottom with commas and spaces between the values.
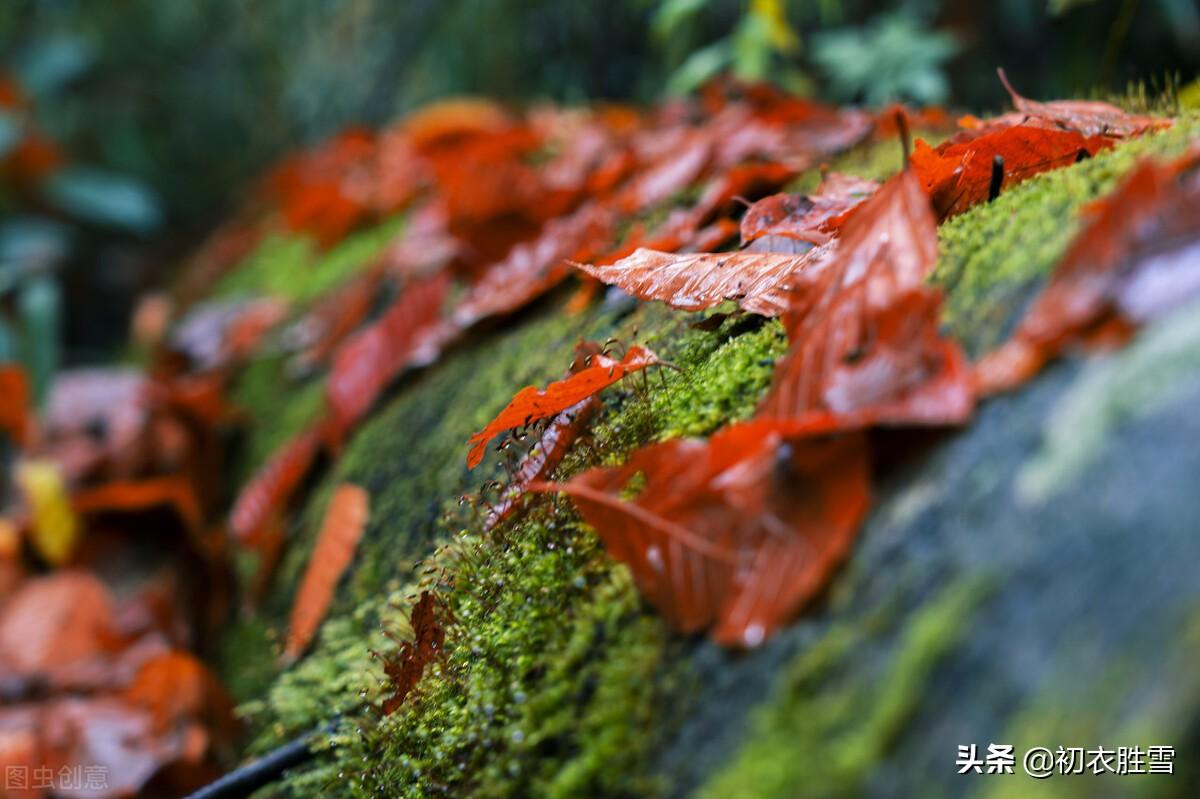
910, 124, 1112, 219
284, 483, 369, 661
466, 344, 660, 469
0, 571, 122, 676
740, 172, 879, 250
758, 169, 974, 430
575, 245, 828, 318
484, 342, 606, 529
452, 201, 615, 329
533, 423, 870, 647
976, 150, 1200, 394
326, 272, 452, 439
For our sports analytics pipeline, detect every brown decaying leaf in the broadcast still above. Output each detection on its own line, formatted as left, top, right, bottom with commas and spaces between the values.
377, 590, 449, 714
997, 68, 1171, 139
910, 125, 1112, 219
284, 483, 370, 661
466, 344, 660, 469
533, 424, 870, 647
976, 149, 1200, 394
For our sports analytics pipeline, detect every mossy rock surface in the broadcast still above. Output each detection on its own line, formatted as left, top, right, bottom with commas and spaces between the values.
215, 114, 1200, 798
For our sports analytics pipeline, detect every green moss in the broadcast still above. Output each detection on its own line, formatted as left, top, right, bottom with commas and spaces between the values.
932, 113, 1200, 356
698, 579, 988, 799
215, 217, 404, 303
231, 354, 326, 477
227, 107, 1200, 798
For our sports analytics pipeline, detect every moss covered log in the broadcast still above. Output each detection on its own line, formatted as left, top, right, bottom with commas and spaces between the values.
215, 113, 1200, 798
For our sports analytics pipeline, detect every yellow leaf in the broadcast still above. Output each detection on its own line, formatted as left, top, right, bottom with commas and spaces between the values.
16, 460, 79, 566
750, 0, 799, 53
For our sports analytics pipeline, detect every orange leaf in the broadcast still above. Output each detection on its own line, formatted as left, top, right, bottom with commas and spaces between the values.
533, 424, 870, 647
73, 476, 204, 534
910, 125, 1112, 219
484, 342, 606, 529
466, 344, 660, 469
284, 484, 369, 661
228, 427, 322, 549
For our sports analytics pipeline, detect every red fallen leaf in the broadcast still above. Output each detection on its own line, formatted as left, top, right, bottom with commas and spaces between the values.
740, 172, 879, 250
758, 169, 973, 430
466, 344, 661, 469
997, 68, 1171, 138
452, 201, 615, 329
484, 342, 605, 529
267, 129, 378, 248
228, 426, 322, 549
616, 127, 713, 213
532, 424, 870, 646
0, 365, 31, 446
0, 571, 122, 676
873, 104, 953, 139
73, 476, 204, 535
576, 245, 828, 318
976, 151, 1200, 394
326, 272, 452, 439
286, 266, 386, 374
284, 483, 369, 661
686, 161, 799, 229
910, 124, 1112, 219
377, 589, 450, 714
710, 88, 874, 169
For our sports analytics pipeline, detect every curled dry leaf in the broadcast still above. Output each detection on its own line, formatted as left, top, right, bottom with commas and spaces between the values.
284, 483, 369, 661
466, 344, 660, 468
997, 68, 1171, 139
533, 423, 870, 647
910, 125, 1112, 219
976, 150, 1200, 394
